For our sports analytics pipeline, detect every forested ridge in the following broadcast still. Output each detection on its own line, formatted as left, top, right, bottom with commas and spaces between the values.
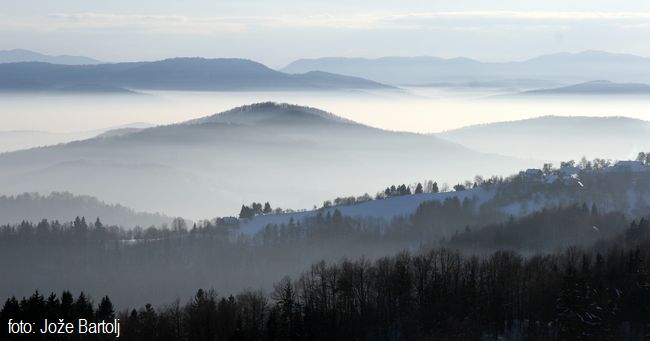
2, 217, 650, 340
2, 161, 650, 339
2, 162, 650, 307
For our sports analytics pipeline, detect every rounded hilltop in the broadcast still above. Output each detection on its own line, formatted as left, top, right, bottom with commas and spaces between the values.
185, 102, 358, 126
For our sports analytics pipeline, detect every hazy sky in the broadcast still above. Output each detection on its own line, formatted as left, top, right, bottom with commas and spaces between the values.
2, 0, 650, 67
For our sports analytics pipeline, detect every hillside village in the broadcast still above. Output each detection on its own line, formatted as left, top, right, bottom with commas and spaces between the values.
525, 159, 649, 183
233, 158, 650, 236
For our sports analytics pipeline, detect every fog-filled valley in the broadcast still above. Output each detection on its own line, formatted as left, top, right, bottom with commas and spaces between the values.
0, 101, 531, 218
3, 47, 650, 339
3, 83, 650, 219
4, 85, 650, 137
4, 95, 650, 219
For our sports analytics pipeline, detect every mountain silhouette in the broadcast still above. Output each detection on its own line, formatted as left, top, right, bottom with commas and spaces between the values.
519, 80, 650, 95
283, 51, 650, 85
0, 58, 391, 93
0, 49, 101, 65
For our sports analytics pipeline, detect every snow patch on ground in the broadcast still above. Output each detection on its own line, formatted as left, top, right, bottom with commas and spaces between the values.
237, 188, 495, 236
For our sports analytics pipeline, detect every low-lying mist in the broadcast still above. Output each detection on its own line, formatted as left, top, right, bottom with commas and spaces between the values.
2, 88, 650, 220
3, 87, 650, 135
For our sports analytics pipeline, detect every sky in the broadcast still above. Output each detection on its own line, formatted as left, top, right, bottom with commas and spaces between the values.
2, 0, 650, 67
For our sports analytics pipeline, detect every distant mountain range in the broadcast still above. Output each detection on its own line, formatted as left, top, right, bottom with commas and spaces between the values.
518, 80, 650, 96
0, 192, 171, 227
438, 116, 650, 161
4, 50, 650, 92
0, 102, 530, 218
0, 49, 101, 65
283, 51, 650, 85
0, 122, 154, 154
0, 58, 391, 93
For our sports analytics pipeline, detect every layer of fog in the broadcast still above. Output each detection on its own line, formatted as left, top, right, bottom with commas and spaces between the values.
3, 87, 650, 135
2, 88, 650, 220
0, 102, 530, 219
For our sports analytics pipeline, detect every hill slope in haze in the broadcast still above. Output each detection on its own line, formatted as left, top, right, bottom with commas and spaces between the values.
0, 123, 154, 154
519, 80, 650, 96
0, 49, 101, 65
0, 102, 531, 218
0, 192, 171, 227
438, 116, 650, 161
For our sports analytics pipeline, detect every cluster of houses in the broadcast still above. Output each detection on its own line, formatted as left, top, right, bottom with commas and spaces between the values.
523, 160, 649, 184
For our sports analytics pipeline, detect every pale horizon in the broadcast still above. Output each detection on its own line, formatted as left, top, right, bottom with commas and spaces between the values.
3, 0, 650, 67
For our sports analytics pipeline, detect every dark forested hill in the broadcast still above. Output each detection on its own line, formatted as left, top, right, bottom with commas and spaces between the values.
2, 200, 650, 339
1, 160, 649, 309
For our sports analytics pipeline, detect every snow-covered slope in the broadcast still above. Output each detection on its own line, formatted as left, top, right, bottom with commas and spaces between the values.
238, 161, 650, 236
238, 187, 494, 235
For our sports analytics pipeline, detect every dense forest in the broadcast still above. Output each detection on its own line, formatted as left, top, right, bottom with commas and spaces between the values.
2, 217, 650, 340
0, 195, 554, 306
2, 160, 650, 340
2, 163, 650, 307
446, 203, 628, 254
